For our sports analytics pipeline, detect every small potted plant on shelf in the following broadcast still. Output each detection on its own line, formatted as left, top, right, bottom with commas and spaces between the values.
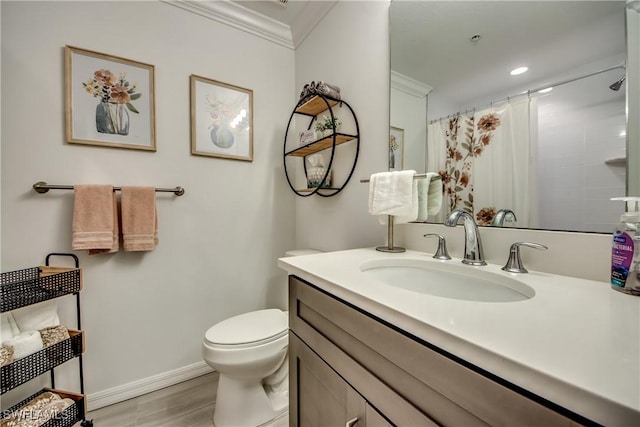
314, 114, 342, 138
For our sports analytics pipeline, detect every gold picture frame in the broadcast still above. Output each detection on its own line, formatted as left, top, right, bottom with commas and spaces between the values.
65, 45, 156, 151
190, 74, 253, 162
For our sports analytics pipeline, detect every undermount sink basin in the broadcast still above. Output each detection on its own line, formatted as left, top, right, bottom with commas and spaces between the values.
360, 258, 535, 302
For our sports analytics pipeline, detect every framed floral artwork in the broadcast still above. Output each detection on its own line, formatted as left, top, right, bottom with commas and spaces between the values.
65, 46, 156, 151
389, 126, 404, 171
190, 74, 253, 161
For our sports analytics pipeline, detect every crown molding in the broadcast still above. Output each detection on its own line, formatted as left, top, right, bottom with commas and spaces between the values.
290, 1, 337, 49
391, 70, 432, 97
162, 0, 295, 49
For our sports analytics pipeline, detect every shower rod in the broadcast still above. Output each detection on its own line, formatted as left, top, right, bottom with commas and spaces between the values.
32, 181, 185, 196
428, 63, 626, 124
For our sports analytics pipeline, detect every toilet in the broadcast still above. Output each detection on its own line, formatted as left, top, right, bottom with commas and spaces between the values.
202, 249, 320, 427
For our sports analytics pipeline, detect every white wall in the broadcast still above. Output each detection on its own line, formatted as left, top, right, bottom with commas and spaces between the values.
1, 0, 623, 413
390, 71, 430, 173
294, 1, 390, 252
1, 0, 295, 408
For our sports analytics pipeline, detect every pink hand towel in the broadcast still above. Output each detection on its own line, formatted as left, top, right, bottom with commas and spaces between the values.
72, 185, 119, 253
121, 186, 158, 252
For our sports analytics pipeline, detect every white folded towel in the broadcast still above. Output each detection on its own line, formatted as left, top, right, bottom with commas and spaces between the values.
368, 170, 418, 224
426, 173, 443, 216
1, 312, 20, 341
12, 301, 60, 332
2, 330, 43, 359
416, 172, 443, 221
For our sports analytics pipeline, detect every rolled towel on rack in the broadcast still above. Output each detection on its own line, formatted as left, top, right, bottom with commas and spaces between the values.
0, 346, 14, 367
12, 300, 60, 332
300, 83, 310, 100
318, 81, 340, 94
1, 312, 20, 341
2, 392, 62, 426
39, 325, 70, 348
37, 398, 75, 423
315, 82, 341, 100
2, 330, 43, 360
316, 81, 341, 99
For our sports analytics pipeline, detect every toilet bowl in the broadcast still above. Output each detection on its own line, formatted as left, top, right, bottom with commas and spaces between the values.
202, 249, 321, 427
202, 309, 289, 427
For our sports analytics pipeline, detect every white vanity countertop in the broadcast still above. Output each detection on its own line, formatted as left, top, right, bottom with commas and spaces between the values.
278, 248, 640, 426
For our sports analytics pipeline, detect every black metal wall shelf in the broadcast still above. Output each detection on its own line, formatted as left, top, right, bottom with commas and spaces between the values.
285, 133, 357, 158
283, 94, 360, 197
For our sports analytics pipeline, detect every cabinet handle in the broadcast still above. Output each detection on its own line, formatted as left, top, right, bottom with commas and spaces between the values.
346, 417, 359, 427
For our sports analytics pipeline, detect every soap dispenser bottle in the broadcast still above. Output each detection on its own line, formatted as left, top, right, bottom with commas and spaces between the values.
611, 197, 640, 295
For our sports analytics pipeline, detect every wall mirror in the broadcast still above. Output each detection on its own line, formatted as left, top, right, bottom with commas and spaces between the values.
390, 0, 637, 233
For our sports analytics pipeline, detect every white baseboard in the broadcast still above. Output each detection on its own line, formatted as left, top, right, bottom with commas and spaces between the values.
87, 361, 214, 412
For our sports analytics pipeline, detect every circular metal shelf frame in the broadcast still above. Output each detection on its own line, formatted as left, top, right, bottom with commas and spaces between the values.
283, 94, 360, 197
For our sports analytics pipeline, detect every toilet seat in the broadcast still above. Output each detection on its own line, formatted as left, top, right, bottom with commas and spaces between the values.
205, 309, 288, 349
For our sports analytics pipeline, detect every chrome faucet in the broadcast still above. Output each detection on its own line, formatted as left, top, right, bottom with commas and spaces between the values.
491, 209, 517, 227
423, 234, 451, 260
444, 210, 486, 266
502, 242, 548, 273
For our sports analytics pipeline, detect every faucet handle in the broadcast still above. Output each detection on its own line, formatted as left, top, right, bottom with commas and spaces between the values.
502, 242, 548, 273
423, 234, 452, 260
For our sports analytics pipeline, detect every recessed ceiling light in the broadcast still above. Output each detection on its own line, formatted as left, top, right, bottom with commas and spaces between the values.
510, 67, 528, 76
538, 87, 553, 94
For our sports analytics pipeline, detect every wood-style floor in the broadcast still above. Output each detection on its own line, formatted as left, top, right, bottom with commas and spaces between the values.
86, 372, 289, 427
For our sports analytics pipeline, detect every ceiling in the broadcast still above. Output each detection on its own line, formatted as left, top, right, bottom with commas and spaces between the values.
227, 1, 626, 109
390, 1, 626, 108
230, 0, 330, 47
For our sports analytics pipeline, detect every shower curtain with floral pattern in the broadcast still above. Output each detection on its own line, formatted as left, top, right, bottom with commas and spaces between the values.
427, 97, 536, 227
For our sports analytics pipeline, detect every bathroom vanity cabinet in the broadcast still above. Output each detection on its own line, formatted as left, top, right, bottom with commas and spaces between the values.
1, 253, 91, 427
283, 94, 359, 197
289, 275, 585, 426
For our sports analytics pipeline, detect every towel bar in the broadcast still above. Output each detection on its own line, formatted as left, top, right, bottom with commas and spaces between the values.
32, 182, 185, 196
362, 172, 441, 252
359, 173, 440, 183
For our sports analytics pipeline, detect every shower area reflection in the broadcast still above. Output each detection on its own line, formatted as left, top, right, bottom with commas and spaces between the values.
425, 66, 627, 233
535, 67, 626, 232
392, 0, 629, 233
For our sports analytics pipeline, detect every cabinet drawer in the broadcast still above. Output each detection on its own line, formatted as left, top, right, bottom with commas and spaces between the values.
289, 276, 585, 426
290, 332, 369, 427
290, 329, 435, 427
